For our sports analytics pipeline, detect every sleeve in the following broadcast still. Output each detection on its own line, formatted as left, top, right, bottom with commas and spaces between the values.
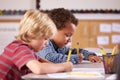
79, 49, 96, 60
12, 45, 37, 70
37, 46, 80, 64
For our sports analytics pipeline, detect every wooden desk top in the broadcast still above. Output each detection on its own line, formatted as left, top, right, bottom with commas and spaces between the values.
22, 61, 116, 80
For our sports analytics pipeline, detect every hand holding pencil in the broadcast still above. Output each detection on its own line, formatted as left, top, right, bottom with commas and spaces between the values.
76, 42, 84, 63
77, 53, 84, 63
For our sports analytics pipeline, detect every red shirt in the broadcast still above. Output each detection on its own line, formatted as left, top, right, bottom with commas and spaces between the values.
0, 40, 39, 80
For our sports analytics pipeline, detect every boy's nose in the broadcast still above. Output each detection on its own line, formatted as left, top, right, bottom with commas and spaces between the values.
68, 37, 72, 42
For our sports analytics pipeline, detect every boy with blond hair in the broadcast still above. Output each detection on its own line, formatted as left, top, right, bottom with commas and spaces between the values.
0, 10, 73, 80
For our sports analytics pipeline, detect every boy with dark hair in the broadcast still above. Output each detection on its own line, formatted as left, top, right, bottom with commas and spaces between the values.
37, 8, 102, 64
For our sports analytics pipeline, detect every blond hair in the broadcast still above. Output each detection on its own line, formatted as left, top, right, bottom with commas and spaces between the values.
16, 9, 56, 42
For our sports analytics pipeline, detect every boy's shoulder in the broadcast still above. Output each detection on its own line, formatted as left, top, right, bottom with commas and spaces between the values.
6, 40, 29, 51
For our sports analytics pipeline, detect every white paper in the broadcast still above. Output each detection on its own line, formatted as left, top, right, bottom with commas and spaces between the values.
105, 74, 116, 80
47, 71, 104, 79
112, 35, 120, 44
0, 23, 19, 54
47, 73, 69, 78
72, 68, 104, 73
112, 23, 120, 32
99, 24, 111, 33
48, 68, 105, 79
97, 36, 109, 45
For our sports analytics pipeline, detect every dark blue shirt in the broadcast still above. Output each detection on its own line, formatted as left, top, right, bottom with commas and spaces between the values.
37, 39, 96, 64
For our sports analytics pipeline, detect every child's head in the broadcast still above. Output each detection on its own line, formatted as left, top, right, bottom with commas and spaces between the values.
16, 10, 57, 51
48, 8, 78, 30
48, 8, 78, 48
16, 9, 56, 42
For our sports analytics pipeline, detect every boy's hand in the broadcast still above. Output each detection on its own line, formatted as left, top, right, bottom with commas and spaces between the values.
77, 53, 84, 63
88, 55, 102, 63
63, 62, 73, 72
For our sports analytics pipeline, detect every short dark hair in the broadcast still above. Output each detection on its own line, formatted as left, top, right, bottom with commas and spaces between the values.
48, 8, 78, 30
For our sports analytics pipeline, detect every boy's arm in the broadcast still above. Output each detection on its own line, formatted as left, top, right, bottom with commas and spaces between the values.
65, 48, 101, 62
37, 46, 80, 64
26, 60, 73, 74
65, 48, 95, 60
79, 49, 96, 60
79, 49, 102, 62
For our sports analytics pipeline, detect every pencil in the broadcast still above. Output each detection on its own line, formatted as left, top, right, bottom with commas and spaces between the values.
76, 42, 79, 54
67, 48, 72, 62
100, 47, 106, 55
111, 45, 118, 55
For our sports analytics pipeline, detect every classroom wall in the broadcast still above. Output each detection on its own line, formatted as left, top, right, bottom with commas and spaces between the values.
0, 0, 35, 10
40, 0, 120, 10
0, 0, 120, 54
72, 20, 120, 49
0, 21, 19, 54
1, 0, 120, 11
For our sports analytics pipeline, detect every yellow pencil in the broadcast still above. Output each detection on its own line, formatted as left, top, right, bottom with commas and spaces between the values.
111, 45, 118, 55
67, 48, 72, 62
76, 42, 79, 54
100, 47, 106, 55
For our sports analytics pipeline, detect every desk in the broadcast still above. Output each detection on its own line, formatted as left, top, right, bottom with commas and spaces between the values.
22, 61, 116, 80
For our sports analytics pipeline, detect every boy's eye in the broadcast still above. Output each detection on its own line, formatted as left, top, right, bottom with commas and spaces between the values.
65, 34, 72, 37
44, 38, 49, 40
